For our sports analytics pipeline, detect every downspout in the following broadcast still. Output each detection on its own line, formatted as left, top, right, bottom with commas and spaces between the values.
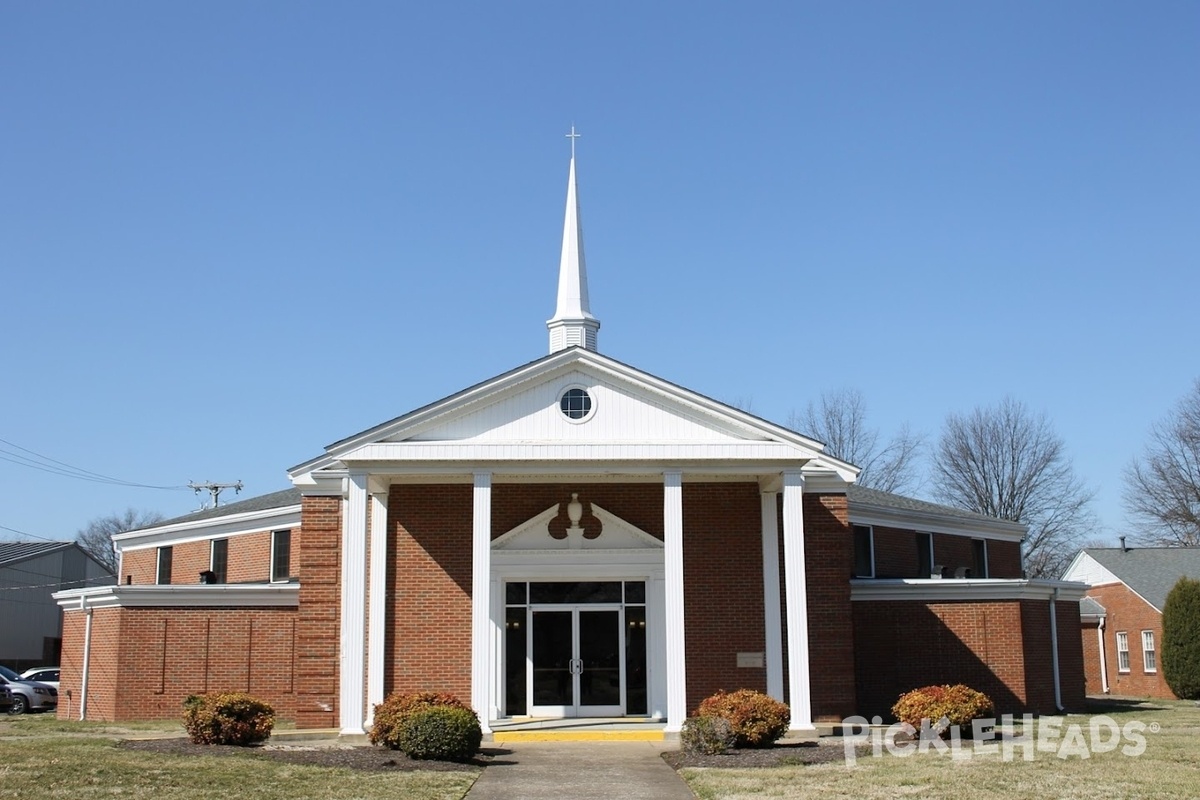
1049, 587, 1063, 712
80, 594, 93, 721
1097, 616, 1110, 694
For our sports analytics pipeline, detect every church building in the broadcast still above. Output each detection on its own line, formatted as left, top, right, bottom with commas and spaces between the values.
54, 142, 1087, 735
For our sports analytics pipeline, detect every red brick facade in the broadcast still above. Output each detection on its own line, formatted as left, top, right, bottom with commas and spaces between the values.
294, 496, 342, 728
852, 598, 1085, 717
1082, 583, 1171, 699
869, 525, 1021, 579
119, 529, 298, 586
58, 606, 298, 722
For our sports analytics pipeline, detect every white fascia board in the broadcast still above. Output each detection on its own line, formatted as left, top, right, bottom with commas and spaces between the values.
54, 584, 301, 609
113, 506, 301, 552
335, 442, 806, 463
849, 503, 1026, 542
850, 578, 1088, 603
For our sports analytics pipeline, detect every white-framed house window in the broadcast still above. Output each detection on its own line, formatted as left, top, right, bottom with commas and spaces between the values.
1142, 630, 1157, 673
1116, 631, 1130, 672
210, 538, 228, 584
853, 525, 875, 578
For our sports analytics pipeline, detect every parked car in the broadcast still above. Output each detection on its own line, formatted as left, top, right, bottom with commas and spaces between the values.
0, 684, 12, 713
20, 667, 60, 690
0, 665, 57, 715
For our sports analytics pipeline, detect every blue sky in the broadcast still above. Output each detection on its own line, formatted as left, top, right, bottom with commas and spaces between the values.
2, 2, 1196, 545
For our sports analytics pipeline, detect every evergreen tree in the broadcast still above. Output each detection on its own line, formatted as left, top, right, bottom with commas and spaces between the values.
1162, 576, 1200, 700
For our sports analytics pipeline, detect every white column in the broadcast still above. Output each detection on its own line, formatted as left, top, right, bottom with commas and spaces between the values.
471, 472, 493, 733
365, 490, 388, 726
339, 472, 369, 734
782, 470, 814, 732
663, 470, 687, 733
760, 490, 784, 702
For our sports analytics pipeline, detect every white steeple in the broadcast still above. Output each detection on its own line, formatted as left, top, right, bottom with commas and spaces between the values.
547, 127, 600, 353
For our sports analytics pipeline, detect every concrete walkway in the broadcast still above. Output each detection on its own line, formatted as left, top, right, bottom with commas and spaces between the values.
466, 741, 695, 800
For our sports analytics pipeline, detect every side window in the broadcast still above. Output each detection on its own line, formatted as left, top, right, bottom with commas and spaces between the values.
210, 538, 229, 584
156, 546, 173, 584
972, 539, 989, 578
271, 530, 292, 583
1142, 631, 1157, 673
853, 525, 875, 578
916, 532, 933, 578
1116, 632, 1130, 672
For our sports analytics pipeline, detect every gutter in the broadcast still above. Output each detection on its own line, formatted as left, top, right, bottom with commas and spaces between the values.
1049, 587, 1063, 712
1097, 616, 1110, 694
79, 594, 93, 721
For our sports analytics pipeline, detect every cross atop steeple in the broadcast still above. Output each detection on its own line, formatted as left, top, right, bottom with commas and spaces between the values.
546, 130, 600, 354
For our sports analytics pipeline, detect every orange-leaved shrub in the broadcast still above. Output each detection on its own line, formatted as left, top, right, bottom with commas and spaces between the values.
182, 692, 275, 745
369, 692, 476, 752
696, 689, 790, 748
891, 684, 994, 730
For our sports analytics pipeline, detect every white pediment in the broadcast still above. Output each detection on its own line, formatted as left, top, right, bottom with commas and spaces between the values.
493, 502, 663, 552
398, 368, 766, 445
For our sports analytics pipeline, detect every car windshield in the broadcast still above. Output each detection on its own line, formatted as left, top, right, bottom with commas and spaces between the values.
0, 666, 20, 681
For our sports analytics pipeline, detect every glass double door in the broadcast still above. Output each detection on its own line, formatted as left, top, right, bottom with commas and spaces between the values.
530, 606, 623, 717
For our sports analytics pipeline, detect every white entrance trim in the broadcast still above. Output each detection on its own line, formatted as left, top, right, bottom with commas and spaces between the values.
471, 472, 494, 733
366, 491, 388, 726
782, 470, 814, 732
663, 470, 687, 733
340, 472, 369, 735
760, 490, 783, 702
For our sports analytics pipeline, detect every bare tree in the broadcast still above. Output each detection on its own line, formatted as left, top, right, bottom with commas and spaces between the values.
75, 508, 165, 574
790, 388, 925, 495
931, 398, 1094, 578
1125, 379, 1200, 547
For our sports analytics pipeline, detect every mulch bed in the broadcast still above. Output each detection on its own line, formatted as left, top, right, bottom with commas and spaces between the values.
662, 741, 862, 770
118, 738, 503, 772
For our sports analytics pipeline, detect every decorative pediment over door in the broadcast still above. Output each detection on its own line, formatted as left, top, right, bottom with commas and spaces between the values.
492, 496, 663, 553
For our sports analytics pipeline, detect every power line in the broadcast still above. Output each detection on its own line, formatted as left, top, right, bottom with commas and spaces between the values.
0, 436, 191, 491
0, 522, 67, 544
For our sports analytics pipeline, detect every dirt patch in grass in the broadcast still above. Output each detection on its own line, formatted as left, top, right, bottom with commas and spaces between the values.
118, 737, 502, 772
663, 741, 860, 770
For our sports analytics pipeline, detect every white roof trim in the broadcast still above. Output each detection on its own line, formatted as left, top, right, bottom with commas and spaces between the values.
54, 584, 300, 609
849, 502, 1026, 542
850, 578, 1088, 602
112, 505, 301, 552
335, 442, 809, 464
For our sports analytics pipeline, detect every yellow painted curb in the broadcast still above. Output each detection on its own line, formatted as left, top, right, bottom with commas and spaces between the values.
491, 730, 666, 742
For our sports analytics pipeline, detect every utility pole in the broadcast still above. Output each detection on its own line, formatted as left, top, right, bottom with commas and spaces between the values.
188, 480, 244, 509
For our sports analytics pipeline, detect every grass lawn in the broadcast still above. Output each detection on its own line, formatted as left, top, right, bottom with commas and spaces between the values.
681, 699, 1200, 800
0, 714, 478, 800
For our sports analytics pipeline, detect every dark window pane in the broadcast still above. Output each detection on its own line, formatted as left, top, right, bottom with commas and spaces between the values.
532, 611, 573, 706
157, 547, 173, 585
916, 533, 933, 578
559, 388, 592, 420
211, 539, 228, 584
853, 526, 873, 578
624, 581, 646, 604
625, 607, 647, 715
506, 582, 528, 605
530, 581, 622, 604
506, 608, 527, 715
973, 539, 988, 578
272, 531, 292, 582
579, 610, 620, 706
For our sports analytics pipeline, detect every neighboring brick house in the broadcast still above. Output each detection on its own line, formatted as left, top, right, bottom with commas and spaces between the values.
0, 542, 113, 672
1063, 546, 1200, 700
54, 149, 1087, 731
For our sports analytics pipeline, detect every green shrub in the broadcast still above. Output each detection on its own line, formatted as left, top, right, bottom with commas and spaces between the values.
369, 691, 476, 752
680, 714, 737, 755
891, 684, 994, 731
696, 689, 790, 748
182, 692, 275, 746
394, 705, 483, 761
1162, 577, 1200, 699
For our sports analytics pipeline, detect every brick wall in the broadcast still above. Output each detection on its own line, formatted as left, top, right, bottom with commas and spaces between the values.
387, 484, 474, 700
1081, 618, 1103, 695
853, 596, 1084, 718
57, 606, 298, 721
119, 529, 297, 586
680, 483, 766, 706
295, 496, 342, 728
1083, 583, 1172, 699
870, 525, 1021, 579
802, 493, 857, 721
